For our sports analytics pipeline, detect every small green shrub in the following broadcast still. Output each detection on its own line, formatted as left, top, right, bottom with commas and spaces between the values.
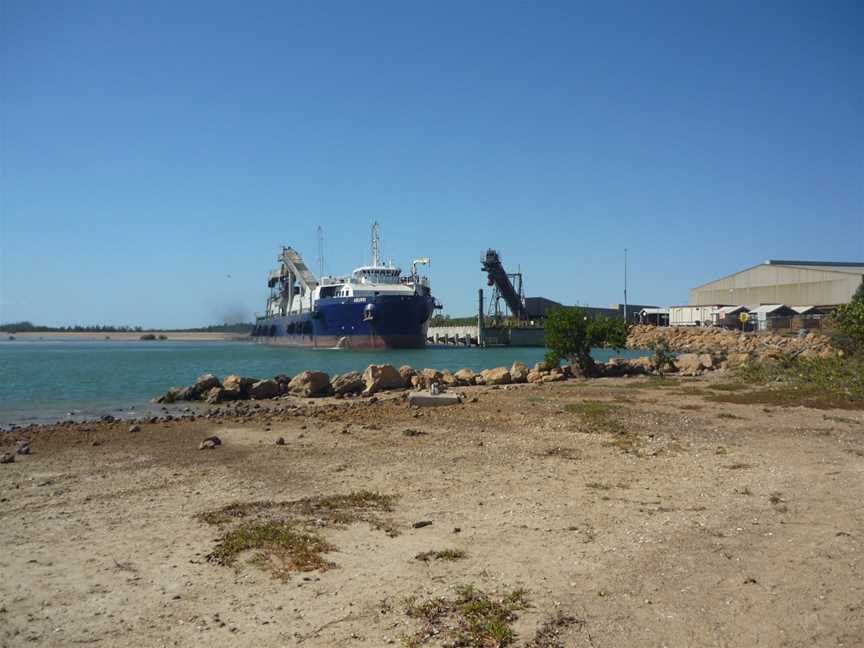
647, 338, 676, 375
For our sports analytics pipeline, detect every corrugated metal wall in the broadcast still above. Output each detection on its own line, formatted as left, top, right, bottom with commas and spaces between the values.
690, 266, 863, 306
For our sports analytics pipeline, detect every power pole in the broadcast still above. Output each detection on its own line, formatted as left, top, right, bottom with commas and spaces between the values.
624, 248, 628, 324
316, 226, 325, 277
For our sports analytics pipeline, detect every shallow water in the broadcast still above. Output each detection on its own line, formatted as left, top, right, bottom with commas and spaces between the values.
1, 339, 647, 425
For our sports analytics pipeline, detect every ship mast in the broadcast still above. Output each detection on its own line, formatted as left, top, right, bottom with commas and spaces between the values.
371, 221, 382, 267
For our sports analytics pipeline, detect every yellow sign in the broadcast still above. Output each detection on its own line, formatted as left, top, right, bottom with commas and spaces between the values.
739, 312, 749, 323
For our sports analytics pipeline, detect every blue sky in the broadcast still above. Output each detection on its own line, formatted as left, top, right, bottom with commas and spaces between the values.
1, 0, 862, 328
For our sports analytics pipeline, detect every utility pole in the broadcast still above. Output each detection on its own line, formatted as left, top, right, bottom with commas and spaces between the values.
316, 226, 325, 277
624, 248, 628, 324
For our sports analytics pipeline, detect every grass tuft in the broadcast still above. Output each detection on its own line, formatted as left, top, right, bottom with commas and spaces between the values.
526, 611, 584, 648
209, 522, 334, 578
197, 490, 398, 580
403, 585, 528, 647
415, 549, 467, 562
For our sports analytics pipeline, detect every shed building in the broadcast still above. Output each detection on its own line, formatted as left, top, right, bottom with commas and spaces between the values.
690, 260, 864, 307
749, 304, 798, 331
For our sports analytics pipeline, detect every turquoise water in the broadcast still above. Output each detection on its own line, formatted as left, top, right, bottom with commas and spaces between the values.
1, 339, 646, 425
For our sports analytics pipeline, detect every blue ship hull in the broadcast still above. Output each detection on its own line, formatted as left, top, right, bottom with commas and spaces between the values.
252, 294, 435, 349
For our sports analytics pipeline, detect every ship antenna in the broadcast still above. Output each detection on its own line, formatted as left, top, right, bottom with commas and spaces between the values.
316, 225, 325, 277
371, 221, 381, 267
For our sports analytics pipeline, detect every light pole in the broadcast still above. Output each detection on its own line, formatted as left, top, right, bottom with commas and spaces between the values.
624, 248, 628, 324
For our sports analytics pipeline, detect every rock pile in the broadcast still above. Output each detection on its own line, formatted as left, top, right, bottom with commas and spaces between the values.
627, 325, 836, 358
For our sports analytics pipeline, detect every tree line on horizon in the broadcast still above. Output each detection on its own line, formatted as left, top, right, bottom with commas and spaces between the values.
0, 321, 254, 334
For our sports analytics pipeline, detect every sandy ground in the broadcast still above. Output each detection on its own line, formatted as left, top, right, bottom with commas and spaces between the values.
6, 332, 244, 341
1, 375, 862, 647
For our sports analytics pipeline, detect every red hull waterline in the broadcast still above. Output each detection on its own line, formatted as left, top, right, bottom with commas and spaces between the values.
252, 333, 428, 349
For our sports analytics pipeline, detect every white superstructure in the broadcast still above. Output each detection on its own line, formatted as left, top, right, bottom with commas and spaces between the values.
264, 223, 431, 318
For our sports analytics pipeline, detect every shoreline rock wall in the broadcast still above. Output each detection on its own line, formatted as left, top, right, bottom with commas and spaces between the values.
626, 325, 836, 358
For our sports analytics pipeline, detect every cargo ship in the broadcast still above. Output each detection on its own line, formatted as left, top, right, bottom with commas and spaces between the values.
251, 223, 438, 349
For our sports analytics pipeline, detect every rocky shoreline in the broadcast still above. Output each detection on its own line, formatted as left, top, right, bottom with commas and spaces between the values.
626, 324, 836, 357
2, 327, 838, 435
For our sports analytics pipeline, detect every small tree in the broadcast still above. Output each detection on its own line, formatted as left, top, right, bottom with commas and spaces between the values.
647, 338, 676, 376
544, 307, 629, 376
853, 278, 864, 305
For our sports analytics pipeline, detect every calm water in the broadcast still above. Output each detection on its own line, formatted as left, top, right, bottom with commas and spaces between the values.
1, 339, 646, 425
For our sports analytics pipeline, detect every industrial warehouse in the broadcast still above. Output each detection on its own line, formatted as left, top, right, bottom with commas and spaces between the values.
648, 260, 864, 331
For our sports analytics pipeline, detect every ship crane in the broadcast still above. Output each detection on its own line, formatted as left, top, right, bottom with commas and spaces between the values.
411, 257, 431, 279
268, 246, 319, 315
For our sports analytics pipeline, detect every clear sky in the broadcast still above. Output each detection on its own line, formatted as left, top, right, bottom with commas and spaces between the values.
1, 0, 862, 328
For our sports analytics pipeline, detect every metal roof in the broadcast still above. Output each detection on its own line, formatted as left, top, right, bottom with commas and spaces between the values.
718, 305, 748, 314
691, 260, 864, 291
766, 260, 864, 270
750, 304, 793, 314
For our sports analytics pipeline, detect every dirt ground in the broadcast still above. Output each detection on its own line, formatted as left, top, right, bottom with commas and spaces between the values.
1, 374, 862, 647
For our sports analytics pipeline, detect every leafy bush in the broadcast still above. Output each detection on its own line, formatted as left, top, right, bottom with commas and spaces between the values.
647, 338, 676, 376
736, 355, 864, 402
544, 307, 629, 376
832, 301, 864, 355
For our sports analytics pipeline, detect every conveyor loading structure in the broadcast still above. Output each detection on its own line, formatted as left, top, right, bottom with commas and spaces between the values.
482, 249, 527, 320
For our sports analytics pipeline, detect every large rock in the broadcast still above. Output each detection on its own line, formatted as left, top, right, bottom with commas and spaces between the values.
249, 378, 280, 399
398, 365, 416, 384
481, 367, 511, 385
541, 372, 566, 382
288, 371, 331, 397
628, 356, 655, 373
331, 371, 365, 395
223, 375, 256, 397
273, 374, 292, 394
194, 373, 221, 394
454, 368, 477, 385
413, 368, 443, 390
362, 364, 405, 394
674, 353, 703, 376
205, 386, 228, 404
510, 362, 529, 383
441, 371, 459, 387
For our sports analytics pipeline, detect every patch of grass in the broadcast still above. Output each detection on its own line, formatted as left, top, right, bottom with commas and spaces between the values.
708, 383, 749, 392
566, 400, 642, 454
735, 486, 753, 496
725, 462, 753, 470
197, 490, 398, 580
585, 482, 613, 490
564, 401, 615, 418
708, 387, 864, 411
680, 403, 703, 411
674, 386, 708, 397
525, 612, 583, 647
415, 549, 466, 562
198, 490, 397, 533
727, 356, 864, 410
403, 585, 529, 647
209, 521, 334, 578
717, 412, 744, 420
